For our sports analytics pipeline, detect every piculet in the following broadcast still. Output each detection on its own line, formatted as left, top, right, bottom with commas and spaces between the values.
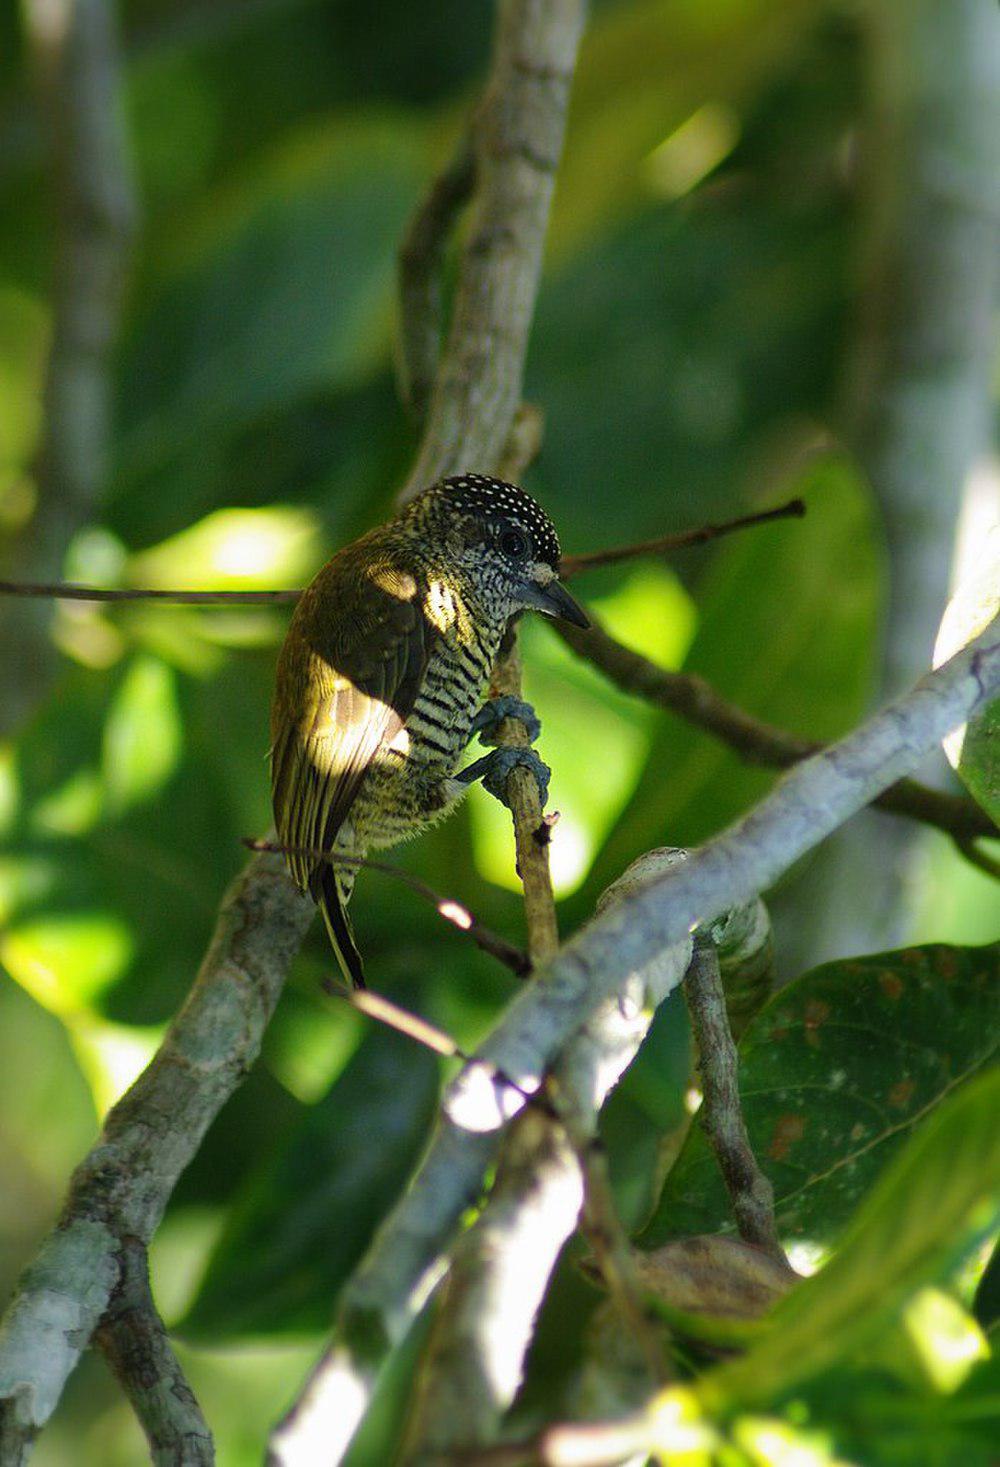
270, 473, 588, 987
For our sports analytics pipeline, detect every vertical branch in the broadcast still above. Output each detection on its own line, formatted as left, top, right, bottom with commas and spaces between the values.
4, 0, 136, 732
489, 632, 561, 963
401, 0, 585, 498
683, 941, 783, 1260
396, 132, 476, 420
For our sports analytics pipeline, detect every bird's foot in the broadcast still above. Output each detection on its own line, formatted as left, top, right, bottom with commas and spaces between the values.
456, 747, 551, 809
471, 695, 541, 746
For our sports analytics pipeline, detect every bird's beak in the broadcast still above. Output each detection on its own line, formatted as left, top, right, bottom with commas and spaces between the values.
520, 572, 590, 629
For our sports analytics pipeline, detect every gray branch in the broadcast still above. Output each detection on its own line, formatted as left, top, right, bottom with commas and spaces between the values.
95, 1238, 214, 1466
0, 852, 312, 1454
270, 619, 999, 1464
401, 0, 586, 498
400, 854, 688, 1462
684, 940, 782, 1258
793, 0, 1000, 964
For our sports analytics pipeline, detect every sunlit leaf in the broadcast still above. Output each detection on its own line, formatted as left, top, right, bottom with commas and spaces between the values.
698, 1065, 1000, 1411
102, 656, 183, 815
128, 506, 322, 591
1, 912, 134, 1015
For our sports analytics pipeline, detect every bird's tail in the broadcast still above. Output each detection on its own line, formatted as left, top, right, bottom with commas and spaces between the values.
312, 862, 366, 989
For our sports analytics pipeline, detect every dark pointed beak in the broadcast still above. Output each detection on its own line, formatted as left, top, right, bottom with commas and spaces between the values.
521, 576, 590, 629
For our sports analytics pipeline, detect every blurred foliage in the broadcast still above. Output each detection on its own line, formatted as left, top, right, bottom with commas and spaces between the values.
1, 0, 997, 1463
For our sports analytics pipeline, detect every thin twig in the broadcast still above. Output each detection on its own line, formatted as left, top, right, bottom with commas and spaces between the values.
397, 130, 476, 419
243, 837, 530, 976
556, 615, 997, 844
684, 941, 785, 1260
558, 499, 806, 579
95, 1237, 214, 1467
0, 580, 300, 603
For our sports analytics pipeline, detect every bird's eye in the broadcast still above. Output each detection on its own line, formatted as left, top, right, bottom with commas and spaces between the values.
499, 527, 530, 560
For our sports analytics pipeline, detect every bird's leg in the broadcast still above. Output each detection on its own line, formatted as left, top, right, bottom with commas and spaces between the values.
454, 747, 551, 810
470, 694, 542, 746
457, 697, 549, 810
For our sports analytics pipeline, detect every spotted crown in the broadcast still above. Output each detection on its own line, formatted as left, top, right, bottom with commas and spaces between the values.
426, 473, 562, 569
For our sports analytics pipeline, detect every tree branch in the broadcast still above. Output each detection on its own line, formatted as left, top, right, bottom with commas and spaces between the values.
684, 941, 783, 1260
396, 129, 476, 420
268, 613, 998, 1463
0, 851, 312, 1453
555, 616, 997, 845
95, 1237, 214, 1466
558, 499, 806, 579
400, 0, 586, 499
399, 855, 688, 1464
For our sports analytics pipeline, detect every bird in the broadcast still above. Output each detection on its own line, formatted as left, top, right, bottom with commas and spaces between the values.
270, 472, 589, 988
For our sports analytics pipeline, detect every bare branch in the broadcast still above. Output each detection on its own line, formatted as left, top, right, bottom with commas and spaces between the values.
558, 499, 806, 579
95, 1237, 214, 1466
0, 851, 312, 1448
400, 0, 586, 498
0, 580, 299, 604
684, 942, 784, 1259
556, 616, 997, 844
400, 854, 689, 1463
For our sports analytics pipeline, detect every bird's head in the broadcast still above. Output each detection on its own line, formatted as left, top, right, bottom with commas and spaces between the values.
409, 473, 589, 628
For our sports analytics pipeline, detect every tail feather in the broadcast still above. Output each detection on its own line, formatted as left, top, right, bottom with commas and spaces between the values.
312, 863, 366, 989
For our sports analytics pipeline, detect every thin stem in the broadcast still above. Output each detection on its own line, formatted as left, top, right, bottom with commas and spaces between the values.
558, 499, 806, 579
684, 941, 784, 1260
0, 580, 299, 603
556, 615, 997, 844
244, 837, 530, 976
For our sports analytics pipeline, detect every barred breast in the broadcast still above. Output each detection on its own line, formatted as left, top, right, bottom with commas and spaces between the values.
348, 587, 504, 848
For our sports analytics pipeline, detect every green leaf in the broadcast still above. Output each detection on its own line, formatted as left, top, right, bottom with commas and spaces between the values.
181, 1024, 440, 1337
587, 455, 883, 889
700, 1064, 1000, 1411
102, 656, 183, 816
115, 116, 425, 492
641, 943, 999, 1251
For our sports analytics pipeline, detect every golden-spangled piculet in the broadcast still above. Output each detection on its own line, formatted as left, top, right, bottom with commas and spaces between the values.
270, 473, 588, 987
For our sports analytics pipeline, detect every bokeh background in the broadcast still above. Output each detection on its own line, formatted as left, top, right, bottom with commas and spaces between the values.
0, 0, 997, 1461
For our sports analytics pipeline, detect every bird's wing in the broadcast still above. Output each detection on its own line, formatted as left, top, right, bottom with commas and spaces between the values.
270, 557, 433, 900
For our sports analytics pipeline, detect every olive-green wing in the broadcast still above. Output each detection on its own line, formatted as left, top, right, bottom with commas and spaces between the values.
269, 558, 432, 897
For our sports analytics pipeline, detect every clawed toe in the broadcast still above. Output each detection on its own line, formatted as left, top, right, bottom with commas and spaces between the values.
471, 695, 542, 746
479, 747, 551, 809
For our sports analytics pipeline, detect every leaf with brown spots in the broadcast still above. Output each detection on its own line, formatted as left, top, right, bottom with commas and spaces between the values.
640, 943, 999, 1250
